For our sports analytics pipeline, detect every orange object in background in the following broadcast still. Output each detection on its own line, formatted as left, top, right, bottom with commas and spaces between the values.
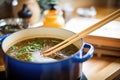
42, 2, 65, 28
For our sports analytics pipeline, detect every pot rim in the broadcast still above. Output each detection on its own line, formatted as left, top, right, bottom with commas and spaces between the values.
2, 27, 84, 64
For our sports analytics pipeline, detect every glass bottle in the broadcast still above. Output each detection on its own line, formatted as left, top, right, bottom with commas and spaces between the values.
42, 1, 65, 28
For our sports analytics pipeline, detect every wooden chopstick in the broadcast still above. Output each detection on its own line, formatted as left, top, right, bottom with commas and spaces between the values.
43, 9, 120, 56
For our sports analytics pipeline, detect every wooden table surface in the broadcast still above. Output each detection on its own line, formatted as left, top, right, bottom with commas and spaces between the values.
74, 6, 120, 21
83, 55, 120, 80
95, 6, 120, 21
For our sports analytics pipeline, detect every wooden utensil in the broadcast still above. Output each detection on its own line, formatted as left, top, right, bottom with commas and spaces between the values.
42, 9, 120, 57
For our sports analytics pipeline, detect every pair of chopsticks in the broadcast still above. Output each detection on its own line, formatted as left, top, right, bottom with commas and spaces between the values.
43, 9, 120, 57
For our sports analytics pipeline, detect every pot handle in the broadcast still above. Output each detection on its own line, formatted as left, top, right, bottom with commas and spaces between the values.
73, 43, 94, 63
0, 34, 11, 45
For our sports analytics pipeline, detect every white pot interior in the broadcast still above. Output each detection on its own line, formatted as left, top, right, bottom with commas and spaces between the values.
2, 27, 83, 53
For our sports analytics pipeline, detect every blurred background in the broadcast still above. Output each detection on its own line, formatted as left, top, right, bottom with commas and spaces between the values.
0, 0, 120, 20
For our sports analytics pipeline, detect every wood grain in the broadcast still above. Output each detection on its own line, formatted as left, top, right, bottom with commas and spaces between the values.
83, 55, 120, 80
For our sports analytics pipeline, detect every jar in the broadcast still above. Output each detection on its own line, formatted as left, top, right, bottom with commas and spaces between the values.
42, 2, 65, 28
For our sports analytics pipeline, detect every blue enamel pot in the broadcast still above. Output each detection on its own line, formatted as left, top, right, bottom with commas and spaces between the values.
0, 28, 94, 80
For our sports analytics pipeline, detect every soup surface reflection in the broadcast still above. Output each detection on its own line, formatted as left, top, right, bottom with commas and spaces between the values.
6, 38, 78, 63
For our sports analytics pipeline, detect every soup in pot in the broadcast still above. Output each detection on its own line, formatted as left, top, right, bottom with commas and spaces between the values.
6, 38, 79, 63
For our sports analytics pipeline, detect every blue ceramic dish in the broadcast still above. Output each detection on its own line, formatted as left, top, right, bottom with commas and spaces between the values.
0, 28, 94, 80
0, 18, 28, 34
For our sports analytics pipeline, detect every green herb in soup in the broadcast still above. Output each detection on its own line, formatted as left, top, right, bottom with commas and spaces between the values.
7, 38, 79, 63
